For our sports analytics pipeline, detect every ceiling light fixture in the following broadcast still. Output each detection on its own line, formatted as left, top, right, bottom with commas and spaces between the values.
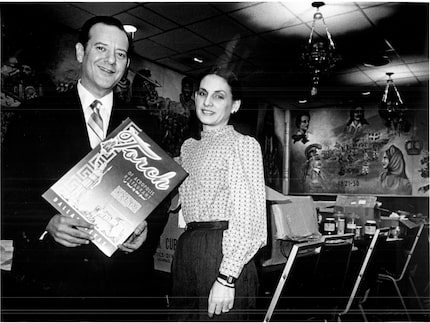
123, 24, 137, 39
379, 72, 410, 134
302, 1, 341, 96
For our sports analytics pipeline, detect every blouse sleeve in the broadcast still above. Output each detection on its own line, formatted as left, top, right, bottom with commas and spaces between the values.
219, 135, 267, 278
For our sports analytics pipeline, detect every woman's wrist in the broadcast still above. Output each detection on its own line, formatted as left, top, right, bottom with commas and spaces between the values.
216, 277, 235, 288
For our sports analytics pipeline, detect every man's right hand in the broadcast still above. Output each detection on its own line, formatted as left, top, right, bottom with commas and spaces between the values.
46, 214, 94, 247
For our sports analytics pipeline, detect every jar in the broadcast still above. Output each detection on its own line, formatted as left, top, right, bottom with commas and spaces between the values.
335, 211, 345, 234
364, 220, 377, 239
323, 217, 336, 235
391, 225, 401, 239
346, 218, 356, 233
337, 218, 345, 234
355, 226, 362, 239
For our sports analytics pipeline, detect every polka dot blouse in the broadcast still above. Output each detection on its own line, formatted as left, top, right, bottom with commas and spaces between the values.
179, 125, 267, 278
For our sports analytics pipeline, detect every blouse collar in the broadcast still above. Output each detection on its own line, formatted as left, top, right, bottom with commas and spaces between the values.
201, 125, 234, 139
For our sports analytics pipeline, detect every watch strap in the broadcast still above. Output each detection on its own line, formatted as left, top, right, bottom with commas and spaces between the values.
218, 273, 237, 284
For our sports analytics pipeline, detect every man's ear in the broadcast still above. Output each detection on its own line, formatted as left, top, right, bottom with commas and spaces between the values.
75, 43, 84, 63
232, 100, 241, 114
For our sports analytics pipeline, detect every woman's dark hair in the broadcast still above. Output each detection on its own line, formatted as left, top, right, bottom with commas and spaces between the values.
203, 67, 243, 101
295, 111, 310, 128
78, 16, 133, 54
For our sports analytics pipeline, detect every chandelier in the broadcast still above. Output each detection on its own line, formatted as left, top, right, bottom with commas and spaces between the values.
302, 2, 340, 96
379, 72, 410, 134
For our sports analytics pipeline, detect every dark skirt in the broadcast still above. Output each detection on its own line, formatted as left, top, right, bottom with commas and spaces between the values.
169, 221, 259, 321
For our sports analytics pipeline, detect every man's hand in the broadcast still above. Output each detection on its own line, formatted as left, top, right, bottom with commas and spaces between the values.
118, 220, 148, 253
208, 279, 235, 318
46, 214, 94, 247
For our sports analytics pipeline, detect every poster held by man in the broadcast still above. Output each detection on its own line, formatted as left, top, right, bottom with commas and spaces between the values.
43, 118, 188, 256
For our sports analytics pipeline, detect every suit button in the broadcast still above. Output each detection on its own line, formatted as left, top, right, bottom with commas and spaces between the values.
83, 258, 89, 262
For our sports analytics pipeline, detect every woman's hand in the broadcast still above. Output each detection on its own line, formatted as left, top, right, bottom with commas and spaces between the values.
207, 279, 235, 318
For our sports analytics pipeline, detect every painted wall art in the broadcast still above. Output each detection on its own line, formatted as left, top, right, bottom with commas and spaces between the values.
289, 104, 429, 196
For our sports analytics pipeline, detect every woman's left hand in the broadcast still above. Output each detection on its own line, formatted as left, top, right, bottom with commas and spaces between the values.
208, 280, 235, 318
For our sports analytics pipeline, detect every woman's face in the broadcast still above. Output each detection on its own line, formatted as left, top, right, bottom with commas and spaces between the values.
195, 74, 240, 131
382, 152, 389, 169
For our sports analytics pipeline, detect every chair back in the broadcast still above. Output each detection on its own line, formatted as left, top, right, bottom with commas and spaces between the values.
264, 240, 323, 322
313, 233, 354, 319
396, 223, 425, 281
337, 227, 390, 318
261, 196, 321, 267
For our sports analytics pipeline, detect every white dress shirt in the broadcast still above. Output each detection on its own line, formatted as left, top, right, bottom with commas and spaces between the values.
77, 80, 113, 149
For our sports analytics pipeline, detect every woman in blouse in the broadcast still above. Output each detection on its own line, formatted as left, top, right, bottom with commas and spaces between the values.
170, 68, 267, 321
380, 144, 412, 195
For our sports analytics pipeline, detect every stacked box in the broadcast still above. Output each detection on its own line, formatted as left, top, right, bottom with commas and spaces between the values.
334, 195, 379, 227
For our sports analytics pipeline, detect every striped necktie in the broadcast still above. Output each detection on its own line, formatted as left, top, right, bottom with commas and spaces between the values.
88, 99, 104, 143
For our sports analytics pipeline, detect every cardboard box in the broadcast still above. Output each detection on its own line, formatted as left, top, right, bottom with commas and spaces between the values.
153, 210, 185, 273
334, 195, 378, 227
380, 215, 400, 228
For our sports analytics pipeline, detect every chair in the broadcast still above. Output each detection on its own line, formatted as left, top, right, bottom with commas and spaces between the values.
377, 223, 426, 321
336, 227, 390, 322
264, 240, 323, 322
313, 233, 355, 321
260, 195, 321, 267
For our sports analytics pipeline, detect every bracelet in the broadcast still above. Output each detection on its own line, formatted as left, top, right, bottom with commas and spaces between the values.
216, 277, 235, 288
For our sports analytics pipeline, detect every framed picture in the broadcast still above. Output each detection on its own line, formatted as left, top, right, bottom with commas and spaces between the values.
288, 104, 429, 196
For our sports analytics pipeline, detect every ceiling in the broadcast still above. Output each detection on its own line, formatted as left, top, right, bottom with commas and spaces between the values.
2, 1, 429, 107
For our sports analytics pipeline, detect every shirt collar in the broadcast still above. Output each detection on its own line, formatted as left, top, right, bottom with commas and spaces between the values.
201, 125, 233, 138
77, 79, 113, 111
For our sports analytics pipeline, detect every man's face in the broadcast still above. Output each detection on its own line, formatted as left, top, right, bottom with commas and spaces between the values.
300, 115, 310, 132
353, 107, 364, 122
182, 82, 194, 101
76, 23, 129, 98
311, 156, 322, 169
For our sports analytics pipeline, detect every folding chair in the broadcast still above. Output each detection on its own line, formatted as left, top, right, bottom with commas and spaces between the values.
377, 223, 426, 321
264, 240, 323, 322
336, 227, 390, 322
313, 233, 355, 321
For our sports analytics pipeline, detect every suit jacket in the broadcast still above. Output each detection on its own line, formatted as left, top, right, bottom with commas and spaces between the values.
2, 87, 169, 300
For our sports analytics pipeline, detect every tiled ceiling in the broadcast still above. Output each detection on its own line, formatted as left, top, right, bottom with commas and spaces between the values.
2, 2, 429, 106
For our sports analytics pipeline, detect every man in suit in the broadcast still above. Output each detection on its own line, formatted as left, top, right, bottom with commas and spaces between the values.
2, 16, 169, 321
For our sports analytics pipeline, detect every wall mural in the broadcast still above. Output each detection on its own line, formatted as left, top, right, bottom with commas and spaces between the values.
289, 104, 429, 196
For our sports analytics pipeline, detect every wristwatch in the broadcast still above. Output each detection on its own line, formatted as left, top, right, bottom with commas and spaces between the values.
218, 273, 237, 284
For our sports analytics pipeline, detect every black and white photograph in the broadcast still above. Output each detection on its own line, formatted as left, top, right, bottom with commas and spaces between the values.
1, 1, 429, 322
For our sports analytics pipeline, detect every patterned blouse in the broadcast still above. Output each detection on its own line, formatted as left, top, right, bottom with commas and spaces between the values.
179, 125, 267, 278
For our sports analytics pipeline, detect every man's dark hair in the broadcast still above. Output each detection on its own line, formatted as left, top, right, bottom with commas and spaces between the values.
181, 76, 194, 88
78, 16, 133, 54
346, 105, 369, 126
